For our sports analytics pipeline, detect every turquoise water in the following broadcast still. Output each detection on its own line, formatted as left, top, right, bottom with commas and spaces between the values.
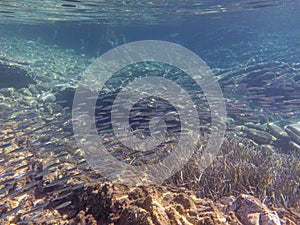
0, 0, 299, 223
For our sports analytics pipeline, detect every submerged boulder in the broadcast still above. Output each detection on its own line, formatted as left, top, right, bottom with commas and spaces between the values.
284, 123, 300, 145
243, 127, 276, 144
227, 194, 281, 225
267, 122, 290, 141
0, 62, 35, 89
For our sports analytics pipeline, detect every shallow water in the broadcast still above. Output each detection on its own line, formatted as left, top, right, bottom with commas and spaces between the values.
0, 0, 299, 223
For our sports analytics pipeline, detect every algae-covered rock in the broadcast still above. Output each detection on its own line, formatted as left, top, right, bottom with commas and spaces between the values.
284, 123, 300, 145
244, 127, 276, 144
228, 194, 281, 225
267, 122, 290, 141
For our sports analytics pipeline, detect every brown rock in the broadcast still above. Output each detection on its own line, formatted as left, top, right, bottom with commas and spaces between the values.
117, 206, 152, 225
260, 211, 282, 225
173, 193, 196, 209
2, 177, 298, 224
228, 194, 281, 225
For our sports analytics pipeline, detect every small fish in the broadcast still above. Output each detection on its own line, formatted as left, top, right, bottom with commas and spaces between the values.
23, 202, 49, 215
16, 181, 39, 192
56, 100, 68, 104
44, 173, 81, 189
0, 143, 11, 149
283, 99, 300, 104
7, 147, 28, 154
61, 132, 73, 138
0, 170, 13, 178
17, 213, 41, 224
52, 192, 73, 202
9, 155, 33, 167
12, 186, 35, 198
15, 170, 36, 180
15, 164, 30, 172
86, 95, 99, 100
77, 160, 87, 166
0, 177, 15, 186
34, 167, 56, 179
46, 186, 70, 196
0, 184, 13, 195
61, 3, 76, 7
0, 205, 23, 219
55, 201, 72, 210
66, 166, 78, 173
44, 162, 60, 170
0, 153, 10, 162
71, 182, 85, 191
2, 136, 14, 142
36, 141, 52, 148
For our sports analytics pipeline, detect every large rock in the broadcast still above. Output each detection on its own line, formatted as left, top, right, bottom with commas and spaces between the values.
48, 183, 296, 225
243, 126, 276, 144
227, 194, 281, 225
285, 123, 300, 145
267, 122, 290, 141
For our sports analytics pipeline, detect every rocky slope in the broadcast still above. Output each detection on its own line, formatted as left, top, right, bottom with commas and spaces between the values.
23, 182, 299, 225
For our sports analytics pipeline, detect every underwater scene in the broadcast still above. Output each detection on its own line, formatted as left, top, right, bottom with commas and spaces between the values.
0, 0, 299, 224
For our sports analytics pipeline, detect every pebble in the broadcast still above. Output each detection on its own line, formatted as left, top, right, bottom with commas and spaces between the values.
0, 93, 5, 101
41, 93, 56, 102
36, 83, 49, 91
0, 87, 15, 97
0, 102, 11, 111
28, 84, 40, 95
19, 88, 32, 97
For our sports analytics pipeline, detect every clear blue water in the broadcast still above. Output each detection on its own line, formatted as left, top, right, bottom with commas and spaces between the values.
1, 1, 299, 64
1, 1, 299, 65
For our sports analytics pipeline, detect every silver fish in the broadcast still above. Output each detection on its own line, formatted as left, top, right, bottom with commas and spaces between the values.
0, 184, 13, 195
0, 143, 11, 149
52, 192, 73, 202
17, 213, 41, 224
0, 205, 23, 219
54, 201, 72, 210
23, 202, 49, 215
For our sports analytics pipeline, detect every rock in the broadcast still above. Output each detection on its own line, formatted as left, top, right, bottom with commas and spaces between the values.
41, 93, 56, 102
69, 184, 229, 225
117, 206, 152, 225
285, 123, 300, 136
0, 87, 15, 97
267, 122, 290, 140
0, 102, 11, 111
0, 93, 5, 101
228, 194, 281, 225
19, 88, 32, 97
276, 208, 299, 225
69, 210, 97, 225
288, 141, 300, 151
284, 124, 300, 145
245, 122, 266, 131
243, 127, 276, 144
28, 84, 40, 95
46, 104, 54, 114
36, 83, 49, 92
260, 211, 282, 225
261, 144, 276, 154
